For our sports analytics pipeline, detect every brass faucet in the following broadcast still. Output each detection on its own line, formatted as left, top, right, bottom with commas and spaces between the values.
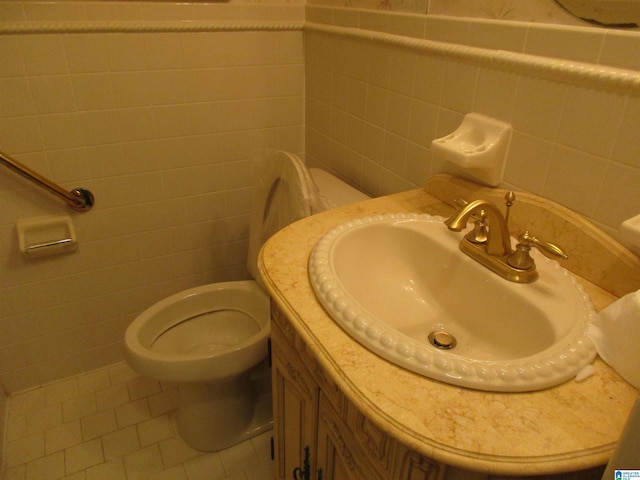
445, 193, 567, 283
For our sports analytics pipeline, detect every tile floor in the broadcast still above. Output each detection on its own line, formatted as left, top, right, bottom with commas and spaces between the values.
2, 362, 273, 480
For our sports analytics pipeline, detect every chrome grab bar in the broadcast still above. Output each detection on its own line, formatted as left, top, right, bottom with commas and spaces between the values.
0, 149, 94, 212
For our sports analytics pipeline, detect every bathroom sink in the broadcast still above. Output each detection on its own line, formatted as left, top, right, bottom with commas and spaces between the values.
309, 213, 597, 392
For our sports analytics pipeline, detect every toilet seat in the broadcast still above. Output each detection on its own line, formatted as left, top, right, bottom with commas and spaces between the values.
246, 150, 326, 285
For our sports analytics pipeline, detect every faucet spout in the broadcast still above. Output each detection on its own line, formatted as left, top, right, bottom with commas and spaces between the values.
445, 199, 511, 256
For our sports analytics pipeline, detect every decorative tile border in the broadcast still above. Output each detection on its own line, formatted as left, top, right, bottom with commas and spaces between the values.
0, 1, 304, 32
3, 0, 639, 94
305, 21, 640, 94
0, 20, 304, 34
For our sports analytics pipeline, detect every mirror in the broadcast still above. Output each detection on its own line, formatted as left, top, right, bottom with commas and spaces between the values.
429, 0, 640, 29
556, 0, 640, 27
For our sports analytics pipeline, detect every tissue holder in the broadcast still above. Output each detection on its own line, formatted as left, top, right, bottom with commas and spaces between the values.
431, 113, 512, 186
17, 215, 78, 259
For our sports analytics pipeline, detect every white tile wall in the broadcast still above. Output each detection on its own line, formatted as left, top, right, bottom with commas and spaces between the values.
0, 3, 304, 393
304, 7, 640, 241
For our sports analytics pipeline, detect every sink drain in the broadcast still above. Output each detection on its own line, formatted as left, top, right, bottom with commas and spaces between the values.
428, 331, 457, 350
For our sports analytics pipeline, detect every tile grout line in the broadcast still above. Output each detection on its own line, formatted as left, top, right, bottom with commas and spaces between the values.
3, 361, 273, 480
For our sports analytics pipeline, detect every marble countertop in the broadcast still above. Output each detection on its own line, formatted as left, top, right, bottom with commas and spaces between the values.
258, 179, 639, 476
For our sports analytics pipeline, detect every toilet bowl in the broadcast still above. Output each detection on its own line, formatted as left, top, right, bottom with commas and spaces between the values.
125, 281, 270, 451
125, 281, 269, 383
124, 150, 369, 451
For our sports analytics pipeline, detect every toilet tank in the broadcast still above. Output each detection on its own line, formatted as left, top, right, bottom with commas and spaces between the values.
309, 168, 370, 208
246, 152, 370, 285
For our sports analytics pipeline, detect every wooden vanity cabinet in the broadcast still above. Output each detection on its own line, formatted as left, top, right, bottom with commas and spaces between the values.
271, 314, 318, 478
316, 392, 382, 480
271, 303, 441, 480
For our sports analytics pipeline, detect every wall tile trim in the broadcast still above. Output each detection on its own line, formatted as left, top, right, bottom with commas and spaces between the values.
304, 21, 640, 94
0, 20, 304, 35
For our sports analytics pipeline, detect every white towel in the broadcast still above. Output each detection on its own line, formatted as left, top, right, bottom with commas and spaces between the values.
588, 290, 640, 389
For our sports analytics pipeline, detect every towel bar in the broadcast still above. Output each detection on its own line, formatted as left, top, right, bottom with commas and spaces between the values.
0, 149, 94, 212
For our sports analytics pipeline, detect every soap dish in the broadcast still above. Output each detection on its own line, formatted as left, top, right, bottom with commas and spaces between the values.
431, 113, 512, 186
16, 215, 78, 259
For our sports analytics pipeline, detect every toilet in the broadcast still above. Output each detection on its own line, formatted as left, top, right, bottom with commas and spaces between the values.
124, 150, 369, 451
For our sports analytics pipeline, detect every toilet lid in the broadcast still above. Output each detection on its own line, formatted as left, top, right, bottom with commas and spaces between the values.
246, 150, 324, 285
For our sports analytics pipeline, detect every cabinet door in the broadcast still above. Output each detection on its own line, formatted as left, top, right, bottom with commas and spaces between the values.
315, 394, 382, 480
272, 323, 318, 480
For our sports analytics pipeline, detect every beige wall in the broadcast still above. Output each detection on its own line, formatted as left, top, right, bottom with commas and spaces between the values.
0, 2, 304, 393
304, 6, 640, 238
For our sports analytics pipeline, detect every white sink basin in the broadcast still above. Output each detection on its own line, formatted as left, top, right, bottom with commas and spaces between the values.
309, 213, 597, 392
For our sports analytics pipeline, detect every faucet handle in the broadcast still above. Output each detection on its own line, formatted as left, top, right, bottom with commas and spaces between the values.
520, 231, 568, 259
507, 231, 568, 271
464, 209, 489, 244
